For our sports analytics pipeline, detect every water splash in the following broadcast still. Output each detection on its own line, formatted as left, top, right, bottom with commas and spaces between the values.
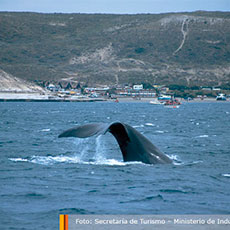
168, 154, 181, 161
168, 154, 183, 165
73, 138, 90, 160
9, 155, 144, 166
167, 154, 203, 166
94, 135, 107, 162
9, 135, 131, 166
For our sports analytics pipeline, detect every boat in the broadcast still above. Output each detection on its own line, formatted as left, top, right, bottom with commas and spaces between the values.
216, 93, 226, 101
150, 98, 164, 105
158, 94, 172, 101
164, 98, 181, 108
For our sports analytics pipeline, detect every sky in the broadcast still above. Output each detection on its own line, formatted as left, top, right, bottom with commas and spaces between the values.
0, 0, 229, 14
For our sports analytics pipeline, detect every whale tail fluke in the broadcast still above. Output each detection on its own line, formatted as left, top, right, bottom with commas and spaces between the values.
58, 122, 172, 164
58, 123, 109, 138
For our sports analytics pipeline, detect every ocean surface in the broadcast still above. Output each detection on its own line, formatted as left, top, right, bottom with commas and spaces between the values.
0, 101, 230, 229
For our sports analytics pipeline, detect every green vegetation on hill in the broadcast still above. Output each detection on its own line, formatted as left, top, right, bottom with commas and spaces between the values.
0, 11, 230, 87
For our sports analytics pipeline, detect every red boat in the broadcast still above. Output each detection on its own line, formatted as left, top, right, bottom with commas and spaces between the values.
164, 99, 181, 108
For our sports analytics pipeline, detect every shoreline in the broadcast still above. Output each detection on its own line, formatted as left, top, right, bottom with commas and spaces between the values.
112, 97, 229, 103
0, 92, 229, 103
0, 92, 105, 102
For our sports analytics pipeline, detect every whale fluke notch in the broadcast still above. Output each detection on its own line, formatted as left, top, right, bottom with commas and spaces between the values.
58, 122, 172, 165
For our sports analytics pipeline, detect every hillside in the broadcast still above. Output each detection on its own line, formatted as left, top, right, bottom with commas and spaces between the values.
0, 69, 45, 92
0, 11, 230, 87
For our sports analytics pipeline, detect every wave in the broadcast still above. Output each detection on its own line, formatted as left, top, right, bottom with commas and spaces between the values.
168, 154, 180, 161
1, 192, 47, 199
155, 130, 165, 133
145, 123, 155, 126
120, 194, 164, 203
159, 189, 188, 194
179, 160, 203, 166
59, 208, 95, 214
222, 174, 230, 177
133, 124, 144, 128
166, 154, 203, 166
195, 135, 209, 138
40, 128, 51, 132
9, 158, 29, 162
168, 154, 183, 165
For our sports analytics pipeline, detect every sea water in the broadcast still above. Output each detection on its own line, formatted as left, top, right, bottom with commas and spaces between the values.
0, 101, 230, 229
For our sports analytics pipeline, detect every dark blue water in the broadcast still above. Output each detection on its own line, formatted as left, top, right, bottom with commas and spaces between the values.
0, 101, 230, 229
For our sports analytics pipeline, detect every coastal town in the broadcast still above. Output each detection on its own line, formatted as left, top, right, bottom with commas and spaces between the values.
0, 66, 229, 102
43, 81, 230, 101
0, 78, 229, 102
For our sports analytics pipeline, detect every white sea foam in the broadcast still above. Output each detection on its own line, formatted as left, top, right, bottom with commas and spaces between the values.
85, 159, 126, 166
9, 158, 28, 162
196, 135, 209, 138
168, 154, 180, 161
183, 160, 203, 166
167, 154, 183, 165
41, 129, 51, 132
222, 174, 230, 177
155, 130, 164, 133
167, 154, 203, 166
30, 155, 82, 165
133, 124, 144, 128
9, 155, 144, 166
145, 123, 155, 126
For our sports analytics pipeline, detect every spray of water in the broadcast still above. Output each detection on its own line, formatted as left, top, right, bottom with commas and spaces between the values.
94, 135, 107, 162
9, 135, 141, 166
73, 138, 89, 161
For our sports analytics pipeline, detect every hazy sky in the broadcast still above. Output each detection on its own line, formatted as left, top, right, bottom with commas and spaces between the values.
0, 0, 229, 14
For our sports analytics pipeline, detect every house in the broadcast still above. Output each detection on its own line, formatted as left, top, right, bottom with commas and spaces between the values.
133, 84, 143, 90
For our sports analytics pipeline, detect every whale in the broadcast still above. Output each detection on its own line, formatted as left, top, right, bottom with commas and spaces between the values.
58, 122, 172, 165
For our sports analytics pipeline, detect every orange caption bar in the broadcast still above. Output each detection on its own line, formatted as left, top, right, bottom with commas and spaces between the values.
60, 215, 68, 230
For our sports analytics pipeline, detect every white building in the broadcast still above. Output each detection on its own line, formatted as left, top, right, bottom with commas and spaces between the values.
133, 84, 143, 90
